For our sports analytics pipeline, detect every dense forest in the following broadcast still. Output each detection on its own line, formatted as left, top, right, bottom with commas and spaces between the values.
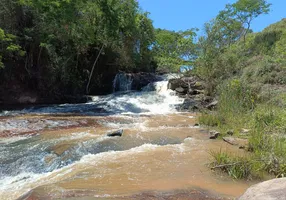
0, 0, 195, 103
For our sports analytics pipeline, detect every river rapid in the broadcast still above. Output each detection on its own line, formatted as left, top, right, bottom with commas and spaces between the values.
0, 75, 252, 200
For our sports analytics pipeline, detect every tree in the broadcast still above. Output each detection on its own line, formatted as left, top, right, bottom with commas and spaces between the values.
153, 29, 197, 72
0, 28, 25, 68
222, 0, 271, 41
193, 0, 271, 95
0, 0, 157, 97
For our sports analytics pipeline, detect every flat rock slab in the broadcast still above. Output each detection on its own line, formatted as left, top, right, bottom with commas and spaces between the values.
222, 137, 248, 147
239, 178, 286, 200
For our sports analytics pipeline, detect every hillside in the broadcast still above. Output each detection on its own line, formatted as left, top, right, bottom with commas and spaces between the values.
197, 18, 286, 179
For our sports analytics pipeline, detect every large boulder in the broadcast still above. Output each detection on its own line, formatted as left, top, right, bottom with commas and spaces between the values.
239, 178, 286, 200
168, 79, 188, 90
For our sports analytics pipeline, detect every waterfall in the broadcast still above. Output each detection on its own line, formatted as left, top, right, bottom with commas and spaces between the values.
113, 73, 133, 92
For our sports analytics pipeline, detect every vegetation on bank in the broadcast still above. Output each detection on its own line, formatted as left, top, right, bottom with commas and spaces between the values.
0, 0, 197, 100
194, 1, 286, 180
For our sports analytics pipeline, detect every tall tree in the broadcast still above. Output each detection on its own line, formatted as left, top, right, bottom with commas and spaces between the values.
222, 0, 271, 41
153, 29, 197, 72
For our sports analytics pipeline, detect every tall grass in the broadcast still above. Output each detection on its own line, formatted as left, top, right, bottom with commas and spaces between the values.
201, 79, 286, 179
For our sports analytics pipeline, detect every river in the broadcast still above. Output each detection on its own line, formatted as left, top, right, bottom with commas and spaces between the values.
0, 75, 252, 200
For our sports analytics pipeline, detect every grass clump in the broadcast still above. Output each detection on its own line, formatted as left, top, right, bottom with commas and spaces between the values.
198, 112, 223, 127
210, 149, 252, 180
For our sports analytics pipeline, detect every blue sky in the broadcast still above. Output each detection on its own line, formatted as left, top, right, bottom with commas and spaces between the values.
138, 0, 285, 33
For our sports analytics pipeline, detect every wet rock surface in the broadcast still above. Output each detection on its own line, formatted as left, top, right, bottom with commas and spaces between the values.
20, 188, 228, 200
107, 129, 123, 137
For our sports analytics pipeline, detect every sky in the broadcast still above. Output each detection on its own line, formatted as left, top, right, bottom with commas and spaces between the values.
138, 0, 286, 34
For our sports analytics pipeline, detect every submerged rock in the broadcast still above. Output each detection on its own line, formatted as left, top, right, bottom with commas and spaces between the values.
107, 129, 123, 137
239, 178, 286, 200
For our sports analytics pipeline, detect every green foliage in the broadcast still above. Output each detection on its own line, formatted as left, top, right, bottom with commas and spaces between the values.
199, 112, 223, 127
194, 0, 271, 95
0, 28, 25, 68
223, 0, 271, 40
153, 29, 197, 72
219, 79, 256, 115
0, 0, 156, 96
210, 149, 252, 179
195, 1, 286, 180
203, 83, 286, 180
209, 103, 286, 179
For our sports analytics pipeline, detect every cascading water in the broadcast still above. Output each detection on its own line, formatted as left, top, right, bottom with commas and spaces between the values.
112, 73, 133, 92
0, 74, 183, 116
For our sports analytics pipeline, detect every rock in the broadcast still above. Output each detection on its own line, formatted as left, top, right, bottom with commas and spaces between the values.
175, 87, 187, 94
239, 178, 286, 200
223, 137, 237, 145
188, 89, 202, 95
18, 95, 37, 104
240, 128, 250, 135
193, 81, 204, 90
107, 129, 123, 137
223, 137, 248, 147
181, 76, 196, 83
209, 130, 220, 139
168, 79, 188, 90
190, 105, 199, 111
180, 99, 197, 111
203, 96, 213, 103
206, 100, 218, 109
227, 130, 234, 136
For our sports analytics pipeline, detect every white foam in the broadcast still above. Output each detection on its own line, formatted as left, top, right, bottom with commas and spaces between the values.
0, 136, 29, 144
0, 139, 191, 200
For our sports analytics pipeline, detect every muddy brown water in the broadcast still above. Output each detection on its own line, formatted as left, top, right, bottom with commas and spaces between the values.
0, 113, 254, 200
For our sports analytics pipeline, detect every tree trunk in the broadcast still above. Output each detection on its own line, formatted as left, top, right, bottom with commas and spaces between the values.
86, 44, 104, 94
